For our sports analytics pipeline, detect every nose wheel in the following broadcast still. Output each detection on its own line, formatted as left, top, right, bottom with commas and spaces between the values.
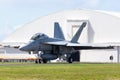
35, 59, 41, 64
35, 59, 48, 64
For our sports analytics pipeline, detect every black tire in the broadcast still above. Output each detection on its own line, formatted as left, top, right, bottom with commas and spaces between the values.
35, 59, 41, 64
35, 60, 38, 64
67, 57, 73, 63
38, 59, 41, 64
43, 59, 47, 63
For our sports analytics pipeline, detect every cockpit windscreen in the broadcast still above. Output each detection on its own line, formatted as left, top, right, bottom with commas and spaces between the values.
30, 33, 48, 40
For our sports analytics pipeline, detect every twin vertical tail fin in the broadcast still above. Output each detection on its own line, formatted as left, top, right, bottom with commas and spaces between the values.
54, 22, 86, 42
54, 22, 65, 40
71, 22, 87, 43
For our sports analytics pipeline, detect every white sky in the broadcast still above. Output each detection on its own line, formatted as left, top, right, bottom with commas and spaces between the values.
0, 0, 120, 41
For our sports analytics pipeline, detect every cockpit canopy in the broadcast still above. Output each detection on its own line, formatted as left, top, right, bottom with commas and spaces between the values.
30, 33, 48, 40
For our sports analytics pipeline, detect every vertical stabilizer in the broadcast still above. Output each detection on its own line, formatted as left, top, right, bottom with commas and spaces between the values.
54, 22, 65, 40
71, 22, 87, 43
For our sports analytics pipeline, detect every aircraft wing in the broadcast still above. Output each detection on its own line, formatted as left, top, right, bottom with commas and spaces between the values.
66, 43, 113, 50
44, 41, 113, 50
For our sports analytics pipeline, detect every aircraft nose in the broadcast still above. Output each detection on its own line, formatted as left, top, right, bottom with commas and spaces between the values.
19, 45, 29, 51
19, 42, 33, 51
19, 41, 39, 51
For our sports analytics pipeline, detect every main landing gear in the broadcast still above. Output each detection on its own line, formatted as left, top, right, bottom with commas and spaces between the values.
67, 57, 73, 63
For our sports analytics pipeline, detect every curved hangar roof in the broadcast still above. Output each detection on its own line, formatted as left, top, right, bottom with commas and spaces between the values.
3, 9, 120, 45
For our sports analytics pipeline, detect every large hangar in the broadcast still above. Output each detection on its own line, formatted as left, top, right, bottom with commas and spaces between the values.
2, 9, 120, 63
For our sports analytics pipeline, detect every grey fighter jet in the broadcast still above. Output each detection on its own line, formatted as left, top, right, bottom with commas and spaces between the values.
20, 22, 113, 63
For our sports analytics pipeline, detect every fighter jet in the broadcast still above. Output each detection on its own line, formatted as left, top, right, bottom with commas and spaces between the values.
20, 22, 113, 63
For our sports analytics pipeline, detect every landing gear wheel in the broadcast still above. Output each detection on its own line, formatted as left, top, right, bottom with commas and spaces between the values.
67, 57, 73, 63
35, 60, 38, 64
43, 59, 47, 63
35, 59, 41, 64
38, 59, 41, 63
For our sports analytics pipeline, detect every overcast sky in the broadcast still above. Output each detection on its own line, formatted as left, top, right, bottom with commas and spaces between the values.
0, 0, 120, 41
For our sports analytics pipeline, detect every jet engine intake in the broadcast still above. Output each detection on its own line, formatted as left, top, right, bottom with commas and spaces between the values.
41, 53, 58, 60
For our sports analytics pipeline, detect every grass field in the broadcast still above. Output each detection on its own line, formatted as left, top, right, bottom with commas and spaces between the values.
0, 63, 120, 80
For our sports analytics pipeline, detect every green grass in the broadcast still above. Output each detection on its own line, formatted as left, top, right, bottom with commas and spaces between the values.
0, 63, 120, 80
